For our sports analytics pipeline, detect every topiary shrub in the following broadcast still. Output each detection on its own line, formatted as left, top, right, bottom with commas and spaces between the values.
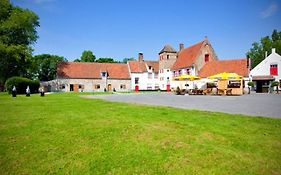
247, 81, 255, 94
5, 77, 40, 94
271, 81, 279, 94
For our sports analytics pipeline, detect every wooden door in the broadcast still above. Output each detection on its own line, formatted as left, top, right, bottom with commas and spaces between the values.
107, 84, 112, 91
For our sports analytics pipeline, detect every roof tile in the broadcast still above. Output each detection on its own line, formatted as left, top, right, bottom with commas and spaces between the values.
57, 62, 130, 79
198, 59, 249, 77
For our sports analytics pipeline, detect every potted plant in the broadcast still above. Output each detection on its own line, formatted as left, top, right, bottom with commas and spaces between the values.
271, 81, 279, 94
247, 81, 254, 94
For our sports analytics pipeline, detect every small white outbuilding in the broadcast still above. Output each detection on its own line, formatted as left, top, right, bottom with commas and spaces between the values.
250, 48, 281, 93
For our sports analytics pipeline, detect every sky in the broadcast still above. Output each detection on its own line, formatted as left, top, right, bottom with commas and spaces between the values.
11, 0, 281, 61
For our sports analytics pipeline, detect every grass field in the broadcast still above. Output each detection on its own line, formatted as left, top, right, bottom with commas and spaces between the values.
0, 92, 281, 175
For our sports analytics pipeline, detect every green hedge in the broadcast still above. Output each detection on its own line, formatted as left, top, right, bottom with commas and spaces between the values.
5, 77, 40, 94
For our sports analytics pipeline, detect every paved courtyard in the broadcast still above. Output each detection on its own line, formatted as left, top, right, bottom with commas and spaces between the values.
84, 93, 281, 118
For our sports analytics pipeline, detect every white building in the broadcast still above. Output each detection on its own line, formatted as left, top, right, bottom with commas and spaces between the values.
128, 53, 159, 91
250, 48, 281, 92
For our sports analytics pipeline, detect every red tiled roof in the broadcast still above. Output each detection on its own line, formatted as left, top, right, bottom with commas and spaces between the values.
128, 61, 147, 73
146, 61, 159, 72
172, 40, 204, 70
128, 60, 159, 73
57, 62, 130, 79
198, 59, 249, 77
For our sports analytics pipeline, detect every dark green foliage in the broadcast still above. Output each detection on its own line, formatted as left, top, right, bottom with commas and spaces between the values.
247, 81, 254, 87
247, 29, 281, 68
5, 76, 39, 94
73, 58, 80, 62
96, 57, 119, 63
271, 81, 279, 87
122, 57, 135, 63
30, 54, 67, 81
81, 50, 96, 62
0, 0, 39, 87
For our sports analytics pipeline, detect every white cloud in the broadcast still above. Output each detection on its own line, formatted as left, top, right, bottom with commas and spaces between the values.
261, 1, 278, 19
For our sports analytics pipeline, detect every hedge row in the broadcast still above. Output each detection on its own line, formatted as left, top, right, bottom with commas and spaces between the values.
5, 77, 40, 94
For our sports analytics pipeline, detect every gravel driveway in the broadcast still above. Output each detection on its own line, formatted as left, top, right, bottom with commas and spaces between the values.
83, 93, 281, 118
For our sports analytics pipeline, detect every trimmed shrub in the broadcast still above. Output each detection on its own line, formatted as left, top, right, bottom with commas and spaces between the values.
247, 81, 254, 87
5, 77, 40, 94
271, 81, 279, 87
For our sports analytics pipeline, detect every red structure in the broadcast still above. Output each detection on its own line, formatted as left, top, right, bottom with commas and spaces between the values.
135, 85, 139, 92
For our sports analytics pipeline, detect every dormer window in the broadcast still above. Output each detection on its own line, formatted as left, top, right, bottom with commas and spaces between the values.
101, 72, 107, 77
148, 66, 152, 70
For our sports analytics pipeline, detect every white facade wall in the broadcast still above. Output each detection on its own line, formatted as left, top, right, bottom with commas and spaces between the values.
130, 72, 160, 90
249, 49, 281, 80
44, 78, 131, 92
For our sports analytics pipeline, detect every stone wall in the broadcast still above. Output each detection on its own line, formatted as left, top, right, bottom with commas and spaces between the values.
45, 78, 131, 92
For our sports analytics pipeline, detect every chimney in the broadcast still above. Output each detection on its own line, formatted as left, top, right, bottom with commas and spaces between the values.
179, 43, 184, 51
265, 51, 268, 58
138, 52, 143, 62
272, 48, 276, 53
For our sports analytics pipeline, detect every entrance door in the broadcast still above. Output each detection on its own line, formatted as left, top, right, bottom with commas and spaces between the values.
107, 84, 112, 91
166, 85, 170, 92
70, 84, 74, 91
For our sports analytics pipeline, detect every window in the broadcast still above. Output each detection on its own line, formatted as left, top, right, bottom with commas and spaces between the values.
61, 85, 65, 89
135, 77, 139, 84
148, 73, 152, 79
167, 77, 169, 80
167, 69, 169, 72
147, 84, 152, 90
155, 84, 160, 90
205, 54, 209, 62
148, 66, 152, 70
95, 84, 100, 89
154, 73, 158, 79
120, 84, 126, 89
167, 55, 170, 59
178, 70, 182, 75
186, 69, 190, 75
78, 85, 84, 89
270, 64, 278, 75
101, 72, 107, 77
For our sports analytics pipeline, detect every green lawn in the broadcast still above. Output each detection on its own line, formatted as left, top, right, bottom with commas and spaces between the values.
0, 92, 280, 175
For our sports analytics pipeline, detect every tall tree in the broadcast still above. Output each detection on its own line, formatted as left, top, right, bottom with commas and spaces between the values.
30, 54, 67, 81
81, 50, 96, 62
0, 0, 39, 87
247, 29, 281, 68
96, 57, 118, 63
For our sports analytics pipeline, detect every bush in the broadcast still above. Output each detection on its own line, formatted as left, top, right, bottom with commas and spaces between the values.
5, 77, 40, 94
207, 82, 216, 88
271, 81, 279, 87
248, 81, 254, 87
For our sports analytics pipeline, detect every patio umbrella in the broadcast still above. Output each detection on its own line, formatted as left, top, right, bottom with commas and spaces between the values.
173, 74, 201, 89
173, 74, 201, 81
208, 72, 242, 80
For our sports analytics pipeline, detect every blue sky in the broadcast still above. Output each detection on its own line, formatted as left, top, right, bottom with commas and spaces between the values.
12, 0, 281, 61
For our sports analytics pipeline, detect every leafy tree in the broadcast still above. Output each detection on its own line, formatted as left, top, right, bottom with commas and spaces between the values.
81, 50, 96, 62
96, 57, 118, 63
0, 0, 39, 87
247, 29, 281, 68
30, 54, 67, 81
122, 57, 135, 63
73, 58, 80, 62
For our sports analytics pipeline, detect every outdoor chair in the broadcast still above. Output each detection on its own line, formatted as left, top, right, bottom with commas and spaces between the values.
203, 88, 212, 95
226, 89, 232, 95
217, 89, 225, 95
